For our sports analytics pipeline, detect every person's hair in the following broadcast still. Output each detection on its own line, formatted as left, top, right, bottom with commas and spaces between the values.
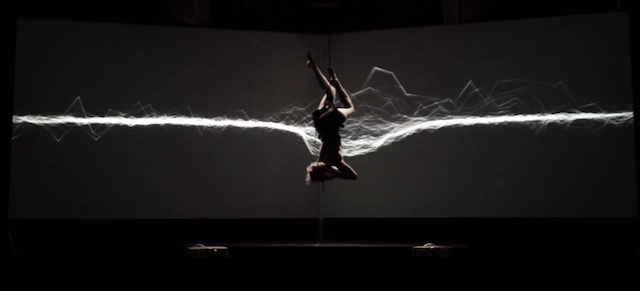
306, 162, 324, 185
305, 161, 339, 185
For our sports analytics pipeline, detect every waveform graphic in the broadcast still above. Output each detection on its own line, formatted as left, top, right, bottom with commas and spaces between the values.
12, 67, 634, 157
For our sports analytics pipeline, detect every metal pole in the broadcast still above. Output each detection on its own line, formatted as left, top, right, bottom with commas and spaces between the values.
319, 181, 324, 242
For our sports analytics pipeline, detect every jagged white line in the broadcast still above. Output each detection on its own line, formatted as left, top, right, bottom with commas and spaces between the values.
12, 111, 634, 157
365, 111, 633, 149
12, 114, 319, 154
12, 115, 306, 132
13, 112, 632, 128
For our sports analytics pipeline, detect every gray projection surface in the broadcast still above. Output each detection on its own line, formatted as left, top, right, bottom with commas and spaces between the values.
10, 19, 328, 219
10, 12, 636, 218
327, 12, 636, 217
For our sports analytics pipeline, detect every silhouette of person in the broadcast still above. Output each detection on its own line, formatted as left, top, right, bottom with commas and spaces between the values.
305, 50, 358, 185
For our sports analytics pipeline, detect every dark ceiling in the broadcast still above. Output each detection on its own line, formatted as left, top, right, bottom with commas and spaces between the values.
3, 0, 636, 33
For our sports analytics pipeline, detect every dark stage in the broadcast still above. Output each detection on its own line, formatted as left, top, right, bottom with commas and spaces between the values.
6, 218, 638, 257
4, 1, 640, 258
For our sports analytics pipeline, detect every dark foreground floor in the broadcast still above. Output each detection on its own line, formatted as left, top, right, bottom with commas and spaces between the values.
5, 218, 639, 257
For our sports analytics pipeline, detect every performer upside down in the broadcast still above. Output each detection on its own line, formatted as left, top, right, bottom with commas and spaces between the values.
305, 50, 358, 185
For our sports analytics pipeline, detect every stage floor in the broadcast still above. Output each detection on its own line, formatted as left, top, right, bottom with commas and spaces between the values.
186, 241, 470, 257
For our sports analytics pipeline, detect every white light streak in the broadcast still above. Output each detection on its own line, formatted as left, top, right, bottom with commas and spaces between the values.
11, 67, 635, 157
12, 110, 634, 157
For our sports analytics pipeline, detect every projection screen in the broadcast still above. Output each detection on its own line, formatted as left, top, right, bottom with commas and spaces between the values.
10, 12, 635, 219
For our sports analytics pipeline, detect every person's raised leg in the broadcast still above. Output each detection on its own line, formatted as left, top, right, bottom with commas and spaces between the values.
307, 50, 336, 106
327, 66, 355, 118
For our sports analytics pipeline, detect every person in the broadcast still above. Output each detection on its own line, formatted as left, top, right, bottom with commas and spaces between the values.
305, 50, 358, 185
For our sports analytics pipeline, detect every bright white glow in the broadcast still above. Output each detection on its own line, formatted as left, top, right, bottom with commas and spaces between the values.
11, 111, 634, 157
11, 67, 635, 157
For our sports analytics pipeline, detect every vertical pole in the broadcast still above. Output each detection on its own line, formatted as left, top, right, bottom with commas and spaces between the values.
319, 181, 324, 242
327, 34, 331, 67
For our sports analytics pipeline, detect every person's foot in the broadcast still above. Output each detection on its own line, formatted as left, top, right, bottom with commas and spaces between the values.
327, 66, 336, 78
327, 66, 340, 85
306, 50, 316, 67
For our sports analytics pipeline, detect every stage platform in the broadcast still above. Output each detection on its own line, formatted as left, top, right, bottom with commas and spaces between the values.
185, 241, 470, 257
6, 218, 639, 257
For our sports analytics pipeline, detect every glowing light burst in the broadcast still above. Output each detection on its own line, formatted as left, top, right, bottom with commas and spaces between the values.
11, 67, 635, 157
